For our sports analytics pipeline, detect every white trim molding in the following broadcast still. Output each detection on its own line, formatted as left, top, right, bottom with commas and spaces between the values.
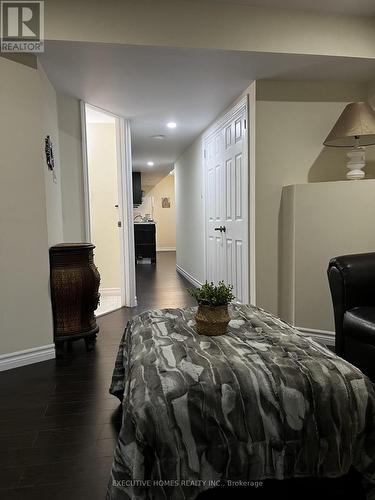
157, 247, 176, 252
81, 103, 136, 308
0, 344, 55, 372
80, 100, 91, 242
99, 287, 121, 296
117, 117, 137, 308
176, 265, 203, 288
247, 82, 256, 305
296, 326, 335, 347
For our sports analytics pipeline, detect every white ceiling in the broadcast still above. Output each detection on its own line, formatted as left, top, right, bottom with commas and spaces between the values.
40, 42, 375, 174
206, 0, 375, 16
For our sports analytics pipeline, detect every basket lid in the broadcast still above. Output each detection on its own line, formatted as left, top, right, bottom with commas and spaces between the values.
49, 243, 95, 253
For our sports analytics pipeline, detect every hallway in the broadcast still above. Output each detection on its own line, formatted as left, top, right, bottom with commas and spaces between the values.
0, 252, 194, 500
134, 251, 196, 310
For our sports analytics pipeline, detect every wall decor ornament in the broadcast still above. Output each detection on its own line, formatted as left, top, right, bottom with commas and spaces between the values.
45, 135, 57, 183
45, 135, 55, 171
161, 197, 171, 208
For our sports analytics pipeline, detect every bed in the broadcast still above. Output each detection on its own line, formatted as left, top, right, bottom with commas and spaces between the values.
107, 305, 375, 499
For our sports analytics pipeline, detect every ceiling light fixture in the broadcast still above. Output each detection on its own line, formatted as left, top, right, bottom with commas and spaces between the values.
151, 135, 166, 140
147, 161, 154, 166
167, 122, 177, 129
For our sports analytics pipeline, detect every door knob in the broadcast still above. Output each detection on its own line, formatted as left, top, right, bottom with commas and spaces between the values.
214, 226, 226, 233
214, 227, 222, 231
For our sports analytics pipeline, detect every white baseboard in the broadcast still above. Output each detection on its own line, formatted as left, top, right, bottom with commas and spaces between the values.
296, 326, 335, 346
157, 247, 176, 252
176, 265, 203, 288
0, 344, 55, 372
99, 287, 121, 296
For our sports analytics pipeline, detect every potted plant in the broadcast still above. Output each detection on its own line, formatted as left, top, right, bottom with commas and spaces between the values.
189, 281, 235, 336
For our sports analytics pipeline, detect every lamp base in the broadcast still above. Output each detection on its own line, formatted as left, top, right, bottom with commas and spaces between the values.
347, 147, 365, 180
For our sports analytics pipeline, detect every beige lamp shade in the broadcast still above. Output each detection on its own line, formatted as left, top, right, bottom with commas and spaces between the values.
324, 102, 375, 147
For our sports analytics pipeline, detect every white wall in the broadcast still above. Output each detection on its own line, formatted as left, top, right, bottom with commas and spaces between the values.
87, 122, 121, 289
175, 136, 205, 283
0, 57, 60, 355
57, 93, 86, 242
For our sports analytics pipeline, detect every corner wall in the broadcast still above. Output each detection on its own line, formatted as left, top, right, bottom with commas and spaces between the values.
255, 80, 375, 317
57, 93, 86, 242
39, 63, 64, 246
175, 136, 205, 284
175, 84, 255, 287
135, 174, 176, 251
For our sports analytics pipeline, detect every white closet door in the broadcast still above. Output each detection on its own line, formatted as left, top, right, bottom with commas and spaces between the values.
204, 99, 249, 304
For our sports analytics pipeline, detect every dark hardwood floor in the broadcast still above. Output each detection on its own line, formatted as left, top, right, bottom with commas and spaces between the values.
0, 252, 195, 500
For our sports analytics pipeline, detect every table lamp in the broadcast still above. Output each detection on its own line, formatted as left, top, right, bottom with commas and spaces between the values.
323, 102, 375, 180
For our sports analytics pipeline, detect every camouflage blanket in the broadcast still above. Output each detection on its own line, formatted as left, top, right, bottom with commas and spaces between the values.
107, 305, 375, 500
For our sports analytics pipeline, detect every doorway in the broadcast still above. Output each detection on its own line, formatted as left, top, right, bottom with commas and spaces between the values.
131, 168, 186, 307
82, 103, 136, 314
203, 96, 251, 304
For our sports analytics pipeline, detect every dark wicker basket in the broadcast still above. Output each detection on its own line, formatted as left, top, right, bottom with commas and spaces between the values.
195, 304, 230, 336
49, 243, 100, 353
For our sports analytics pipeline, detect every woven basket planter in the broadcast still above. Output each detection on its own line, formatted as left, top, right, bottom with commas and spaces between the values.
195, 304, 230, 336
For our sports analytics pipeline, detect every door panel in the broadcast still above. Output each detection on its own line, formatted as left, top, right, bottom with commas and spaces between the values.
235, 239, 243, 303
225, 158, 232, 221
205, 99, 249, 303
235, 153, 243, 220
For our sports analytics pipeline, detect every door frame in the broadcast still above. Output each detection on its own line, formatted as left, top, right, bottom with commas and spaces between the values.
202, 85, 256, 305
81, 102, 137, 308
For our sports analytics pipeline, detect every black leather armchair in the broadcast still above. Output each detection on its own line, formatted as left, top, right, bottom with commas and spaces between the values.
327, 253, 375, 380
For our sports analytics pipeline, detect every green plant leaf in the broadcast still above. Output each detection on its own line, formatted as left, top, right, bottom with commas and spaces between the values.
188, 281, 235, 306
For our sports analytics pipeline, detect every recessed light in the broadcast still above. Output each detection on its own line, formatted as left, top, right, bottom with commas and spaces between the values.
147, 161, 154, 166
167, 122, 177, 129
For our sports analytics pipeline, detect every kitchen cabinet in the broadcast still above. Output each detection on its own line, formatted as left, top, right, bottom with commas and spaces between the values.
134, 223, 156, 264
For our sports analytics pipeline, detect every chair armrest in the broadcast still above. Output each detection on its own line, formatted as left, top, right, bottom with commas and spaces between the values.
327, 265, 346, 355
327, 252, 375, 356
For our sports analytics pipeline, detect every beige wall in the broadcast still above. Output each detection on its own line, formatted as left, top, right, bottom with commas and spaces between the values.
39, 64, 64, 246
175, 136, 205, 283
45, 0, 375, 59
255, 80, 375, 316
0, 57, 60, 354
367, 79, 375, 109
57, 93, 86, 242
139, 174, 176, 251
280, 181, 375, 333
87, 122, 121, 290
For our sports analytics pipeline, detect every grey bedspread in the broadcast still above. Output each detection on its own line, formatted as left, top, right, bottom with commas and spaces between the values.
107, 305, 375, 499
